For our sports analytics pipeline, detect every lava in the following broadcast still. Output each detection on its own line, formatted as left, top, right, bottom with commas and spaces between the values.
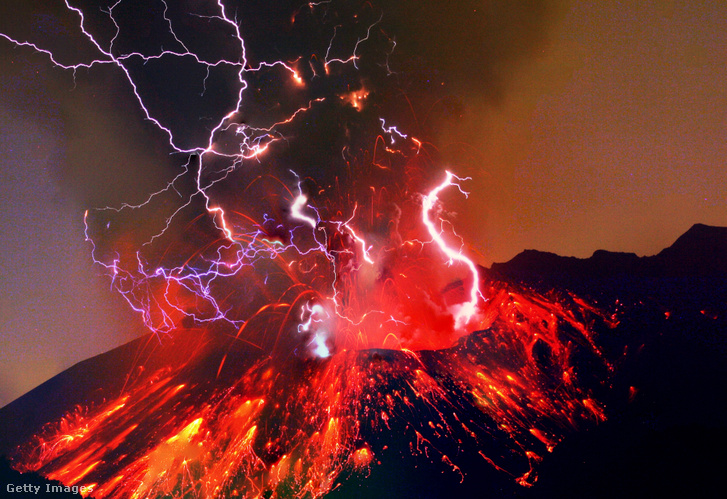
2, 1, 613, 498
11, 284, 612, 497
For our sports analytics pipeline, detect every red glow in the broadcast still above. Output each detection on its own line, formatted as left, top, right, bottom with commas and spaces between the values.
11, 280, 611, 497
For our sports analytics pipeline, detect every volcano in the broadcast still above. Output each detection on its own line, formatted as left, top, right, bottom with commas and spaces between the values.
2, 224, 725, 498
2, 0, 725, 496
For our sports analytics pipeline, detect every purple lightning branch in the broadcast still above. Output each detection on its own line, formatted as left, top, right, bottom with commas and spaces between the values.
3, 0, 485, 356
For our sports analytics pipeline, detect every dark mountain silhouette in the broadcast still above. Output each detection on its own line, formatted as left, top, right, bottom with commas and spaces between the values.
484, 223, 727, 498
491, 223, 727, 281
656, 223, 727, 275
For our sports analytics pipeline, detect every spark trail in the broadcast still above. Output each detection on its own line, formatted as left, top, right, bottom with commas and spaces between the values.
2, 1, 612, 497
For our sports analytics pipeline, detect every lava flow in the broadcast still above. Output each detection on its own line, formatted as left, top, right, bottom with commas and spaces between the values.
3, 1, 613, 497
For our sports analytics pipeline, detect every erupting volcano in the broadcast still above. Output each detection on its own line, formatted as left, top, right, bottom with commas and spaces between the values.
3, 1, 724, 498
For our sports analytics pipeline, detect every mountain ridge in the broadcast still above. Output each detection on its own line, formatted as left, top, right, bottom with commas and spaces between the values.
489, 223, 727, 281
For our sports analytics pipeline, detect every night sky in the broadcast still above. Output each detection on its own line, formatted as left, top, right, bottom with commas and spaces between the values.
1, 0, 725, 407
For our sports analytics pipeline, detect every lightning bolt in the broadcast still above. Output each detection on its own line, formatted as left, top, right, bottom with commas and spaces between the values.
421, 171, 483, 328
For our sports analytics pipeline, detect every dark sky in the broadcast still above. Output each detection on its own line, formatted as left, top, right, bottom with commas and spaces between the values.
1, 0, 725, 406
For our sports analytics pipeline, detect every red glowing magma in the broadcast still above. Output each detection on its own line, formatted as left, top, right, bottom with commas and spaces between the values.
2, 1, 613, 497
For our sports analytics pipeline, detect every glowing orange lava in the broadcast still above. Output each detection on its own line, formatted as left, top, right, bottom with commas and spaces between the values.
11, 278, 613, 498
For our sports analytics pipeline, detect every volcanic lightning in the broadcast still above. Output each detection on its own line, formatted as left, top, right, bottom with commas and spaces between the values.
422, 170, 483, 329
1, 1, 613, 498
